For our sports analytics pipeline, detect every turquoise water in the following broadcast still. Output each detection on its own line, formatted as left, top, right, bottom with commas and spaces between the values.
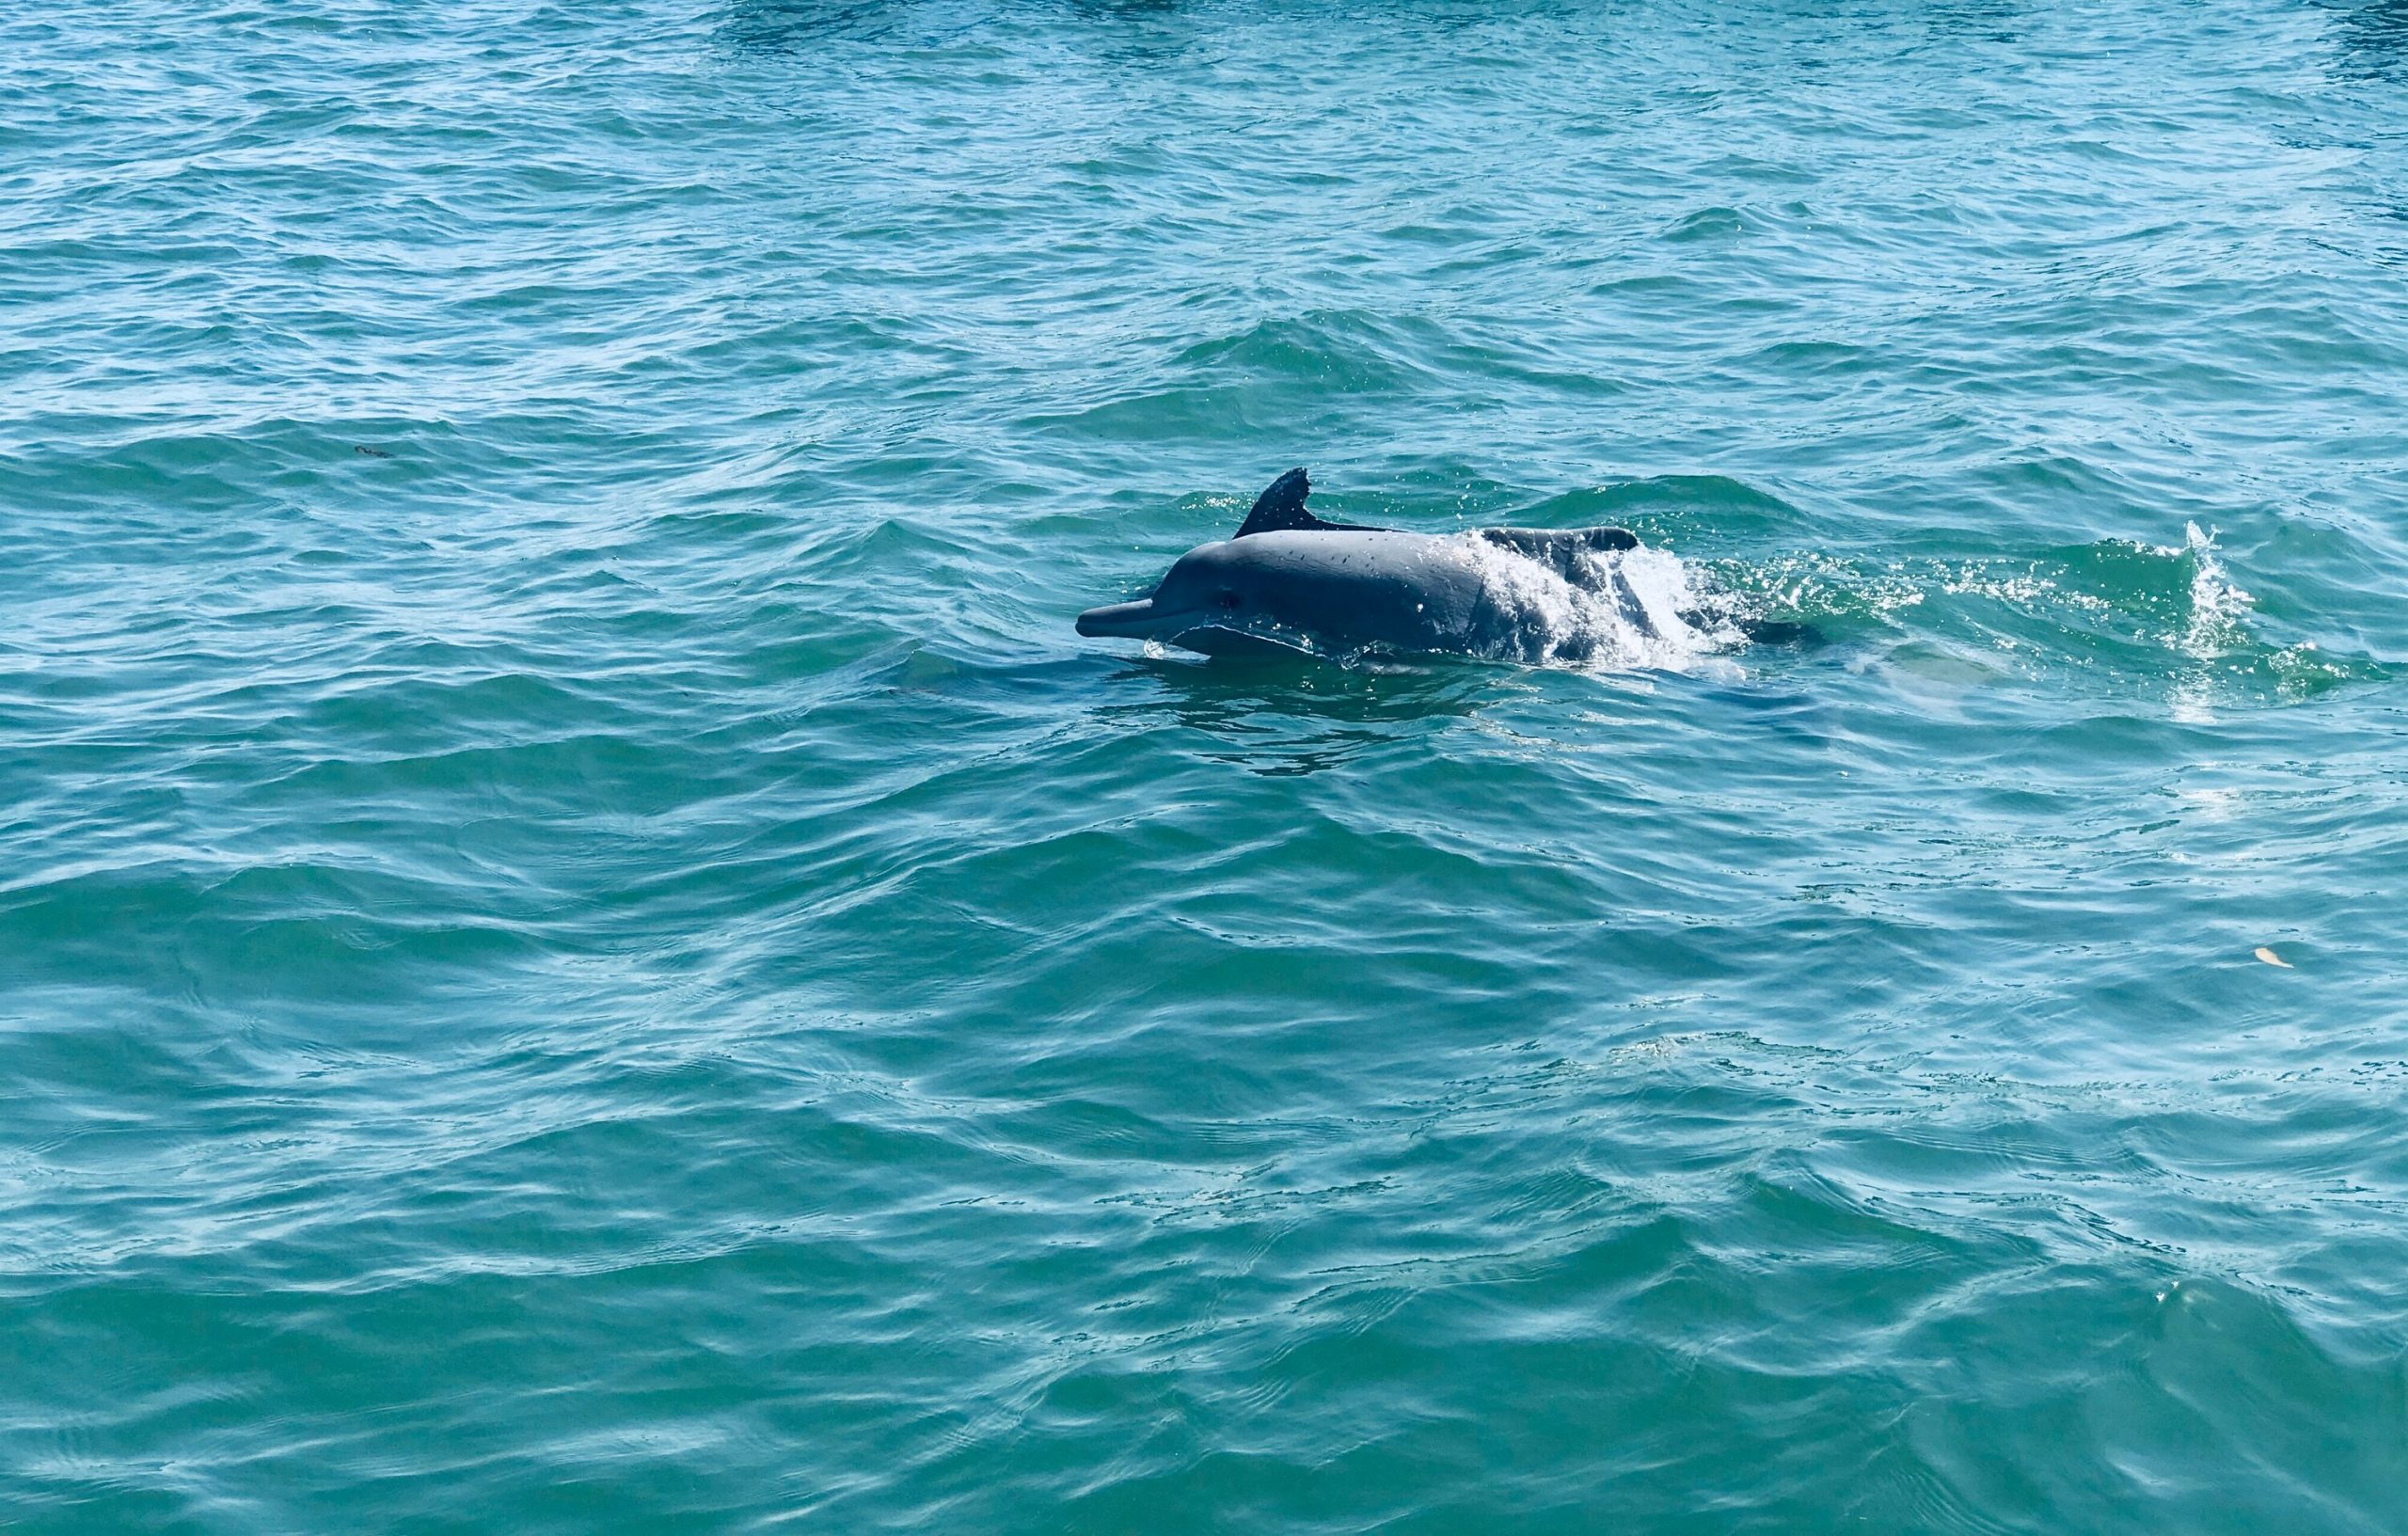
8, 0, 2408, 1528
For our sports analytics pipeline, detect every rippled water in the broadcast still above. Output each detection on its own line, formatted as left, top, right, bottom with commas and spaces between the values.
8, 1, 2408, 1528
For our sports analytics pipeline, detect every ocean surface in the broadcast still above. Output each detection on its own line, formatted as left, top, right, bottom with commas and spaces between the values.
8, 0, 2408, 1528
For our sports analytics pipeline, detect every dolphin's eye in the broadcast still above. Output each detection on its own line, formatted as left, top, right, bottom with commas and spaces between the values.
1215, 590, 1241, 610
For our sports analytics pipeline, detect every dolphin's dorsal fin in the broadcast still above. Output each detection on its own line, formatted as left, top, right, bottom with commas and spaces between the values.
1234, 468, 1386, 537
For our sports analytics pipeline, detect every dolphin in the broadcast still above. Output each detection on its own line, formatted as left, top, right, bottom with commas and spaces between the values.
1076, 467, 1705, 663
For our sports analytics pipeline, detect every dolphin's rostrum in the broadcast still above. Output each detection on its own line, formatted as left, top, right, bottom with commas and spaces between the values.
1076, 468, 1671, 663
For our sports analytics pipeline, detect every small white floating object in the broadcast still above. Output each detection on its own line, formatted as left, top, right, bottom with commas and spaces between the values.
2255, 946, 2292, 969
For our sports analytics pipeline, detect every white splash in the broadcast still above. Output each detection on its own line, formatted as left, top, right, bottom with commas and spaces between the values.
2176, 520, 2252, 660
2165, 522, 2253, 723
1452, 534, 1746, 673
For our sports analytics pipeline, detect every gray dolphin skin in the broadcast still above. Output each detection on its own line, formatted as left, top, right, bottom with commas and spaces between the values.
1075, 467, 1645, 660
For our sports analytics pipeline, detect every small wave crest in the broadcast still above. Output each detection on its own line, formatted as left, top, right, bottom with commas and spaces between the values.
1453, 535, 1747, 673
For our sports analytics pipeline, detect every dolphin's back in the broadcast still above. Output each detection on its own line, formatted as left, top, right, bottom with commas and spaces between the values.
1207, 523, 1654, 657
1210, 530, 1491, 652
